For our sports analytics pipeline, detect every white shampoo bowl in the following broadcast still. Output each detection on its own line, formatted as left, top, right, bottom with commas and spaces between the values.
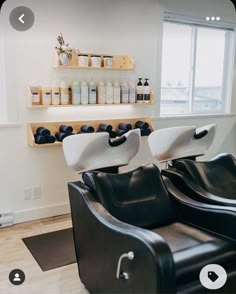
63, 129, 141, 172
148, 124, 216, 162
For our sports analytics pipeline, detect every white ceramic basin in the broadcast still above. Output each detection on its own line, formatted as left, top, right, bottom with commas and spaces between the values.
63, 129, 141, 172
148, 124, 216, 162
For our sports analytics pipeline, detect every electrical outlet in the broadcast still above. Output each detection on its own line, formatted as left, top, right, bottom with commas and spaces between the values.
24, 187, 32, 200
32, 186, 41, 200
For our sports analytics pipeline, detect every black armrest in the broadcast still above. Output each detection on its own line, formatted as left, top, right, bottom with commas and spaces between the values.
163, 177, 236, 241
162, 169, 236, 207
68, 181, 176, 294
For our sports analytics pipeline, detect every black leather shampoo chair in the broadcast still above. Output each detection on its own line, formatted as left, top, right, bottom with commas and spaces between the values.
68, 164, 236, 294
163, 153, 236, 207
147, 125, 236, 208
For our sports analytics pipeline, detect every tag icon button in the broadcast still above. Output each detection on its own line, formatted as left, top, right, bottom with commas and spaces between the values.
200, 264, 227, 290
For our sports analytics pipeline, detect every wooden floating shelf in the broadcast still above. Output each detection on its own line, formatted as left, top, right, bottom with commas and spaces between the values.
54, 51, 134, 70
27, 102, 154, 109
27, 117, 154, 147
27, 86, 155, 108
54, 66, 133, 71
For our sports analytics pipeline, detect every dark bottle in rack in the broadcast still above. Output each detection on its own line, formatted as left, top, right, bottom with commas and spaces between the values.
136, 78, 143, 103
144, 79, 151, 103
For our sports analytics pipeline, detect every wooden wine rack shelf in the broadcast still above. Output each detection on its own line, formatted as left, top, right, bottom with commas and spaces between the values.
27, 117, 154, 147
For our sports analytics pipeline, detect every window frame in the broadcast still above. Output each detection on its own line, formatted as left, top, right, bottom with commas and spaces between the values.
160, 14, 236, 117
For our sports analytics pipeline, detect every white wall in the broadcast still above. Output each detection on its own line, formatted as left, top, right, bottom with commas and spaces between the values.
0, 0, 235, 223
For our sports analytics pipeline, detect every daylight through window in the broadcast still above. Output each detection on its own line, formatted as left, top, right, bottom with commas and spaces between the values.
160, 20, 235, 116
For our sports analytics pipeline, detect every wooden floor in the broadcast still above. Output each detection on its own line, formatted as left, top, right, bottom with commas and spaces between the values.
0, 214, 89, 294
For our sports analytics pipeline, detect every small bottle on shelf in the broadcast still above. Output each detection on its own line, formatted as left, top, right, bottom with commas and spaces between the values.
68, 86, 72, 105
30, 84, 41, 106
98, 82, 106, 104
113, 82, 121, 104
81, 81, 89, 105
89, 82, 97, 104
41, 85, 52, 105
60, 81, 69, 105
129, 83, 136, 104
143, 78, 151, 103
72, 81, 81, 105
106, 82, 113, 104
121, 82, 129, 104
51, 81, 60, 105
136, 78, 144, 103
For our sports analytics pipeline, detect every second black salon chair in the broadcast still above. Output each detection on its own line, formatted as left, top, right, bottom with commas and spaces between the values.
163, 153, 236, 206
148, 124, 236, 207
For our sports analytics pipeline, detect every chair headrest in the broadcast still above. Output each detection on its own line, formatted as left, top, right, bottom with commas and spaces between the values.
148, 124, 216, 162
62, 129, 141, 172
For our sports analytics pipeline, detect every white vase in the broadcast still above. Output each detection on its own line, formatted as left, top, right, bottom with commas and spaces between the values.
59, 53, 69, 65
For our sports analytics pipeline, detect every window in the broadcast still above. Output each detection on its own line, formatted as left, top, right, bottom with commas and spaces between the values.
160, 19, 235, 116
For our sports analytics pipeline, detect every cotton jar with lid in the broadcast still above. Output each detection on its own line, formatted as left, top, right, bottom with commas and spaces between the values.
78, 54, 89, 67
103, 56, 113, 68
91, 55, 101, 68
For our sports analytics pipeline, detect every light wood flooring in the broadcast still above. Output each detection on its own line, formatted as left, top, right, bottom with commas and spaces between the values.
0, 214, 89, 294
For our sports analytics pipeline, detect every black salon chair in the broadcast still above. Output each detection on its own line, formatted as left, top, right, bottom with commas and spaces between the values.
68, 164, 236, 293
162, 153, 236, 207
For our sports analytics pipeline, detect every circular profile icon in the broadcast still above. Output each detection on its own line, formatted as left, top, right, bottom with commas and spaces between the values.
199, 264, 227, 290
9, 269, 25, 286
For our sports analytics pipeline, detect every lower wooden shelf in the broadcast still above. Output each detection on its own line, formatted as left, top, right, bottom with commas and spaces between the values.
27, 117, 154, 147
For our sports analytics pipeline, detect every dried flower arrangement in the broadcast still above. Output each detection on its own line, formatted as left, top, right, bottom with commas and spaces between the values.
55, 33, 73, 59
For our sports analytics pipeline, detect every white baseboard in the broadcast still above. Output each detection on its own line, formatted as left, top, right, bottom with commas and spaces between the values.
13, 203, 71, 224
